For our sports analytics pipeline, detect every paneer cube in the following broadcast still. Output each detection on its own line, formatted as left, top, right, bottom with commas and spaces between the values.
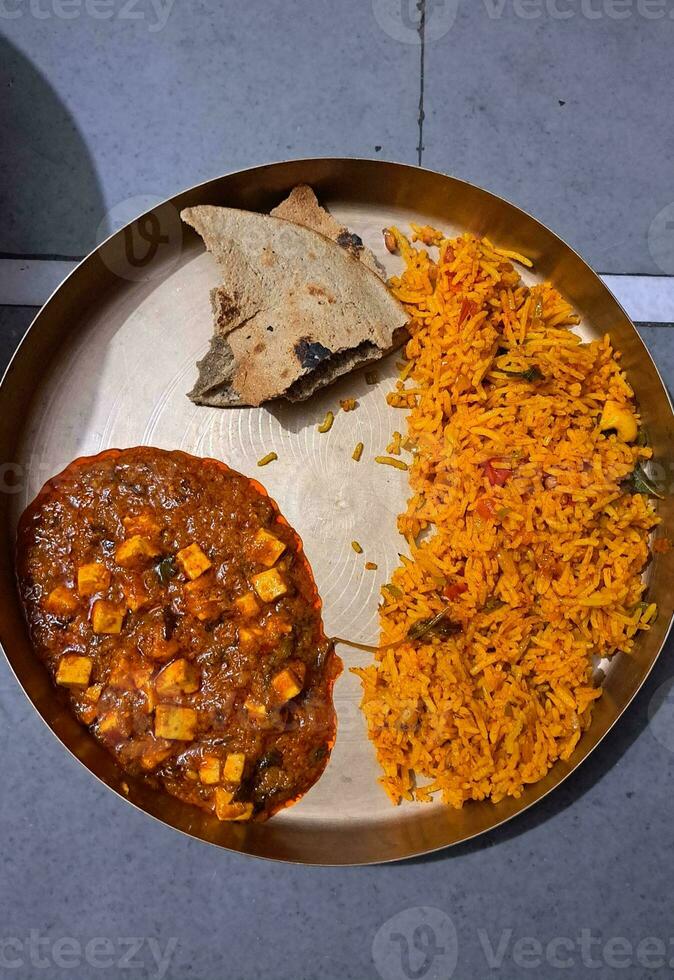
251, 568, 288, 603
214, 789, 253, 822
176, 543, 212, 580
271, 667, 303, 703
108, 655, 152, 690
140, 630, 180, 662
238, 626, 263, 654
123, 512, 161, 537
199, 756, 221, 785
97, 711, 124, 736
235, 592, 261, 619
131, 664, 154, 690
142, 683, 157, 715
79, 684, 103, 724
79, 704, 97, 725
45, 586, 79, 617
251, 528, 286, 568
140, 738, 174, 771
183, 578, 224, 622
155, 659, 200, 698
77, 563, 110, 597
115, 535, 161, 569
223, 752, 246, 784
91, 600, 125, 635
56, 654, 93, 687
154, 704, 198, 741
216, 802, 254, 822
214, 786, 232, 809
264, 615, 293, 643
244, 698, 268, 721
122, 574, 150, 613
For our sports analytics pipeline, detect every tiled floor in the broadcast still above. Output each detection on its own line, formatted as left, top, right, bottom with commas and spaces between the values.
1, 1, 421, 256
2, 1, 674, 272
2, 3, 674, 979
423, 3, 674, 274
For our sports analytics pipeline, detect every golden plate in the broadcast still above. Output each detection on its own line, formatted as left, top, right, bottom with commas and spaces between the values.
0, 158, 672, 864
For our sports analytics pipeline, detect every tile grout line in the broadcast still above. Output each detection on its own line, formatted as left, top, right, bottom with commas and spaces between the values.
417, 0, 426, 166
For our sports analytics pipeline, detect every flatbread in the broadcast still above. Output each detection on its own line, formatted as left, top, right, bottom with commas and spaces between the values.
182, 200, 407, 407
270, 185, 384, 277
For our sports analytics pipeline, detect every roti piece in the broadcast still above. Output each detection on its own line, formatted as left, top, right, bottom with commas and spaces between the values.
270, 184, 384, 277
182, 201, 407, 407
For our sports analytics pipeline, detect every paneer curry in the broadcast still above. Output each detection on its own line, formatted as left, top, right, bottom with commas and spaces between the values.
16, 447, 340, 822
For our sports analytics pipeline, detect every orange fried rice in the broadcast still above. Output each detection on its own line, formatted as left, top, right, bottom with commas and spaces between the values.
353, 227, 659, 808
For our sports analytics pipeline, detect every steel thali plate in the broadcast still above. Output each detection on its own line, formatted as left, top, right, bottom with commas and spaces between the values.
0, 158, 672, 864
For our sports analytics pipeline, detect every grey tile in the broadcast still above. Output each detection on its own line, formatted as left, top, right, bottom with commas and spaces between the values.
422, 4, 674, 275
0, 39, 104, 259
0, 0, 419, 257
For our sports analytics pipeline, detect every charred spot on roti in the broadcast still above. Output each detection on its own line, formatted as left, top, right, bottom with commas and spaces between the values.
337, 230, 364, 254
295, 339, 333, 370
285, 340, 381, 401
210, 288, 241, 332
271, 185, 383, 277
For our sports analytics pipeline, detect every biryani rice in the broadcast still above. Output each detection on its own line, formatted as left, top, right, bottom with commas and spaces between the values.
353, 228, 658, 808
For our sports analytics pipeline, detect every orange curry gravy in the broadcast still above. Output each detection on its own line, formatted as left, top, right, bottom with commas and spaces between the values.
16, 447, 341, 822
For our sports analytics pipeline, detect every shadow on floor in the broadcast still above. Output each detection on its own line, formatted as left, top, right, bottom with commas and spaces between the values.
0, 34, 106, 258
